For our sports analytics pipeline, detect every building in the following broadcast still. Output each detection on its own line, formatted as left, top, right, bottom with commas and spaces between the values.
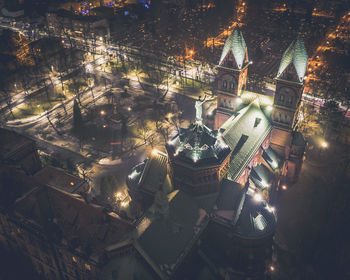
214, 26, 250, 130
0, 128, 135, 280
34, 165, 91, 194
0, 128, 41, 175
119, 25, 308, 280
166, 115, 232, 195
46, 10, 110, 43
214, 26, 308, 183
0, 163, 134, 280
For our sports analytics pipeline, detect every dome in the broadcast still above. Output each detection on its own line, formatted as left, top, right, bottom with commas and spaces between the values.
166, 123, 231, 167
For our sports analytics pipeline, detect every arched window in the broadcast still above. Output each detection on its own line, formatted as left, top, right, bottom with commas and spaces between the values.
279, 94, 285, 102
286, 115, 291, 124
288, 96, 293, 105
230, 81, 235, 90
223, 80, 228, 88
275, 112, 281, 122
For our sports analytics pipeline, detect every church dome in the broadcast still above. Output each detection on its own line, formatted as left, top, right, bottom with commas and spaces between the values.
166, 123, 231, 167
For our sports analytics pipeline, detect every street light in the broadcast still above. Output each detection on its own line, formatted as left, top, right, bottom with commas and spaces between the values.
321, 141, 328, 148
281, 185, 287, 190
100, 110, 106, 115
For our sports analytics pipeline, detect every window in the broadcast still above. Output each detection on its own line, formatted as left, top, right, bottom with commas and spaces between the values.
288, 96, 293, 105
275, 112, 281, 122
85, 264, 91, 271
230, 81, 234, 89
223, 80, 227, 88
279, 94, 285, 102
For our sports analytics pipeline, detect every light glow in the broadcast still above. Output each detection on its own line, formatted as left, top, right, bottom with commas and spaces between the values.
253, 193, 263, 202
152, 149, 159, 156
321, 141, 328, 148
281, 185, 287, 190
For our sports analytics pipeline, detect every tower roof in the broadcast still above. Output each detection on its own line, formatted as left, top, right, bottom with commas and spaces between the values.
277, 37, 308, 82
219, 25, 247, 69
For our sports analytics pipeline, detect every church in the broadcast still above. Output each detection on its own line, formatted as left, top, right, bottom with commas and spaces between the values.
103, 26, 309, 280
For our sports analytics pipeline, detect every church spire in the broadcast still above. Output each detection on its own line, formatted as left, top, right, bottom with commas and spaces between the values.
219, 25, 248, 69
277, 36, 308, 83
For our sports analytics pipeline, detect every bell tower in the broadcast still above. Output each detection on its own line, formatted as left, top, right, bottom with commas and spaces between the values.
214, 25, 250, 129
270, 37, 308, 158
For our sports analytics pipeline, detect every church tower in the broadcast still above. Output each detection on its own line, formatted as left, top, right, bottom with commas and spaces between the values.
214, 26, 250, 129
270, 37, 308, 159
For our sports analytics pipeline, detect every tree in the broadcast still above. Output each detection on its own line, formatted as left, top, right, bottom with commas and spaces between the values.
99, 175, 118, 202
73, 99, 84, 135
318, 99, 344, 139
68, 78, 87, 106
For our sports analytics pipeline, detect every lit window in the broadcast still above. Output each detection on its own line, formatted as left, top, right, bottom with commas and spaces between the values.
184, 143, 193, 150
85, 264, 91, 270
200, 144, 209, 151
223, 80, 227, 88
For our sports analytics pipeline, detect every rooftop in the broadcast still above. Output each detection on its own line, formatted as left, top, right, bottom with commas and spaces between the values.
219, 25, 248, 70
34, 165, 88, 194
262, 146, 281, 170
220, 101, 272, 181
134, 190, 208, 277
14, 184, 134, 259
250, 164, 274, 191
126, 151, 172, 195
0, 128, 35, 160
277, 37, 308, 82
215, 179, 244, 222
166, 123, 231, 167
234, 192, 277, 239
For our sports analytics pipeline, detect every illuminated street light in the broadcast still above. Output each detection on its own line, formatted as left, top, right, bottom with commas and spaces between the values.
270, 265, 275, 272
100, 110, 106, 115
321, 141, 328, 148
281, 185, 287, 190
121, 201, 129, 207
152, 149, 159, 156
127, 107, 132, 111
